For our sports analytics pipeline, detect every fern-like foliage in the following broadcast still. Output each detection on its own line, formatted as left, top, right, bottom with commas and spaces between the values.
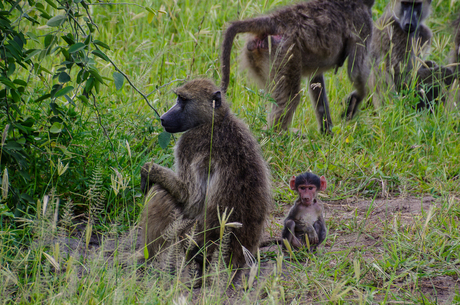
59, 198, 74, 230
86, 166, 106, 223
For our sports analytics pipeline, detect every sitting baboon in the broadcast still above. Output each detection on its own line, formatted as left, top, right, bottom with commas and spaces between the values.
140, 79, 272, 272
370, 0, 436, 108
221, 0, 374, 133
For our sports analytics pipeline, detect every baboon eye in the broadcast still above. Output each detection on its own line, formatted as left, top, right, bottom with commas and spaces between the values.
177, 95, 187, 104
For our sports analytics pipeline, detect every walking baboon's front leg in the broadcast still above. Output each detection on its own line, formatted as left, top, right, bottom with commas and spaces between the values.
309, 75, 333, 134
343, 42, 369, 120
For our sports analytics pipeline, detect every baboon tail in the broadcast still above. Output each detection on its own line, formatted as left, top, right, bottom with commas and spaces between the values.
221, 17, 277, 93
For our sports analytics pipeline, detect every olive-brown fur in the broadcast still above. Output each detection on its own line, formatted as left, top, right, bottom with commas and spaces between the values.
370, 0, 433, 108
221, 0, 374, 133
140, 79, 272, 270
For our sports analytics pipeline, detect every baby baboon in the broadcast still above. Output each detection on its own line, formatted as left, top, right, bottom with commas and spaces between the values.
221, 0, 374, 133
259, 172, 327, 251
370, 0, 433, 108
282, 173, 327, 250
140, 79, 271, 272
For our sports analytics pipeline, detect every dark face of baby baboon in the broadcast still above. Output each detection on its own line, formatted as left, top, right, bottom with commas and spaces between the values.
291, 173, 327, 206
140, 79, 271, 275
281, 173, 327, 250
221, 0, 374, 133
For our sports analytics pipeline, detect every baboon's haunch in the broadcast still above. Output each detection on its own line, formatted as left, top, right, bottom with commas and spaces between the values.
221, 0, 374, 133
140, 79, 271, 272
282, 173, 327, 250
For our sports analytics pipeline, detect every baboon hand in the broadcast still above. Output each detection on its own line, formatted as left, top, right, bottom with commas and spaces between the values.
306, 228, 319, 245
140, 162, 154, 194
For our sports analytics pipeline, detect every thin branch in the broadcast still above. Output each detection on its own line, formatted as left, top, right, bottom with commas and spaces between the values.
91, 93, 121, 169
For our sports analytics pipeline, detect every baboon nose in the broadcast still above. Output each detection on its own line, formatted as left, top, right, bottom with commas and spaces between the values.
404, 23, 415, 33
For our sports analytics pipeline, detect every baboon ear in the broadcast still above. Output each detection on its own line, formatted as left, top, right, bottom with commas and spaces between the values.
289, 175, 296, 190
212, 91, 222, 108
319, 176, 327, 191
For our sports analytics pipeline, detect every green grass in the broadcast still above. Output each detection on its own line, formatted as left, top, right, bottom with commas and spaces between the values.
1, 0, 460, 303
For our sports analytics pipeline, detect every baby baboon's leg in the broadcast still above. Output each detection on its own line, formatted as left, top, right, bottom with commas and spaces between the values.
309, 75, 333, 134
343, 42, 369, 120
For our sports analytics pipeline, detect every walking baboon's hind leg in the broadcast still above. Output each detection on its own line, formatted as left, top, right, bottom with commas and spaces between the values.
267, 47, 303, 131
309, 75, 333, 134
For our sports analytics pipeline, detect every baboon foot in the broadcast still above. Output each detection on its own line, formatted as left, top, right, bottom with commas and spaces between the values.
341, 92, 362, 121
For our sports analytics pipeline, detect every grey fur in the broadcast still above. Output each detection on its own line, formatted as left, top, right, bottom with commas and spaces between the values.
140, 79, 272, 270
370, 0, 432, 108
221, 0, 374, 133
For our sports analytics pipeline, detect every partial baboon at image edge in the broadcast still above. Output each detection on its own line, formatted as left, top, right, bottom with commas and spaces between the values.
221, 0, 374, 133
139, 79, 272, 274
368, 0, 454, 109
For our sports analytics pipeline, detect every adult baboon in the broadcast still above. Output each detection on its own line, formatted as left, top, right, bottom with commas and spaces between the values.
370, 0, 433, 108
140, 79, 271, 272
221, 0, 374, 133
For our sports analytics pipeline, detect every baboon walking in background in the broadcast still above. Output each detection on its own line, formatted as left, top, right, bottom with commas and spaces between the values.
221, 0, 374, 133
370, 0, 433, 108
140, 79, 271, 272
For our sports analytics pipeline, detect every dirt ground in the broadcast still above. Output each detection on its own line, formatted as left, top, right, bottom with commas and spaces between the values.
54, 195, 459, 303
259, 195, 460, 304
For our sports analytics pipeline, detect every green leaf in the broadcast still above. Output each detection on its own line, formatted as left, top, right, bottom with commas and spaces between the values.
64, 94, 75, 106
11, 90, 20, 103
24, 49, 42, 61
54, 86, 74, 98
88, 68, 104, 84
113, 72, 124, 91
0, 77, 17, 89
77, 95, 89, 104
44, 0, 57, 9
158, 132, 171, 149
85, 77, 94, 93
145, 7, 157, 15
46, 15, 66, 27
93, 40, 110, 50
147, 12, 155, 24
50, 122, 64, 133
34, 93, 51, 103
92, 49, 109, 62
68, 42, 86, 53
143, 245, 149, 260
5, 141, 23, 150
13, 79, 27, 86
58, 72, 71, 83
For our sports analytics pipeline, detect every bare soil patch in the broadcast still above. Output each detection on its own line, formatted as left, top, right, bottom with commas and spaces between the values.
260, 195, 459, 304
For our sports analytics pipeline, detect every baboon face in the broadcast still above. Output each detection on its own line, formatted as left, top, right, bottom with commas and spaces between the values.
398, 0, 429, 33
160, 81, 222, 133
